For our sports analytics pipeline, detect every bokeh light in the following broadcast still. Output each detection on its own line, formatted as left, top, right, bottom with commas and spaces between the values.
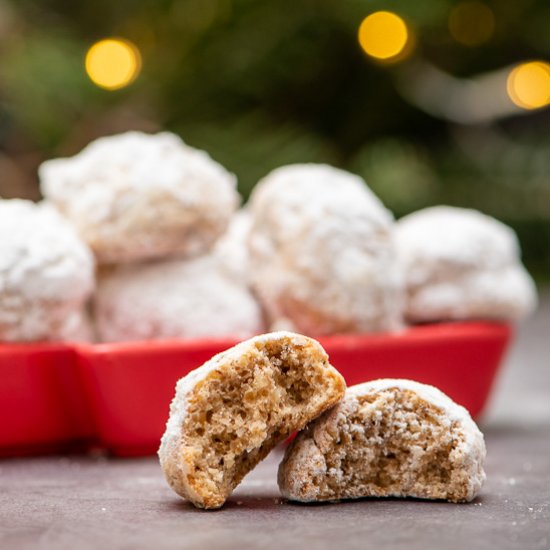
358, 11, 410, 62
507, 61, 550, 110
85, 38, 141, 90
449, 2, 495, 47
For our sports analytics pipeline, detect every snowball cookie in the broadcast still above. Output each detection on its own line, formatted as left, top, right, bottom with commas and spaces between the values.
95, 255, 264, 342
396, 206, 537, 323
248, 164, 403, 335
159, 332, 346, 509
278, 379, 486, 504
39, 131, 240, 264
0, 199, 95, 342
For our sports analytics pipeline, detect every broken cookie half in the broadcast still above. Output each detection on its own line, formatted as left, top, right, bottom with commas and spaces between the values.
278, 379, 486, 503
159, 332, 346, 509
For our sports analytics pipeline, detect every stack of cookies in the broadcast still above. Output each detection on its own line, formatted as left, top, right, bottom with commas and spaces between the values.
38, 131, 411, 342
39, 131, 265, 342
0, 128, 537, 342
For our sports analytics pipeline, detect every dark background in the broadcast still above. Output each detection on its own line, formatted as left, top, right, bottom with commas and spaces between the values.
0, 0, 549, 278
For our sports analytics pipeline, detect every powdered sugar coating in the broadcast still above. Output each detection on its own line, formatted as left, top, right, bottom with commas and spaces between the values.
39, 131, 240, 264
95, 255, 265, 342
213, 208, 252, 282
248, 164, 404, 335
0, 199, 95, 342
56, 308, 95, 343
396, 206, 537, 322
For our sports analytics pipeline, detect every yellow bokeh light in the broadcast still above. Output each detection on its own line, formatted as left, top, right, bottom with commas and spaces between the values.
449, 2, 495, 47
507, 61, 550, 110
85, 38, 141, 90
358, 11, 410, 62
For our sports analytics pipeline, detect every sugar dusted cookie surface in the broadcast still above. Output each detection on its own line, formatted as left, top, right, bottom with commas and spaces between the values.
213, 208, 252, 282
396, 206, 537, 323
278, 379, 486, 503
0, 199, 95, 342
95, 255, 264, 342
159, 332, 346, 509
56, 308, 95, 343
39, 131, 239, 264
248, 164, 404, 335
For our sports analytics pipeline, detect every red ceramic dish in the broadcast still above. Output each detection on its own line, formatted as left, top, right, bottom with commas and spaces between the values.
77, 321, 511, 456
0, 322, 511, 457
75, 340, 232, 457
0, 343, 95, 456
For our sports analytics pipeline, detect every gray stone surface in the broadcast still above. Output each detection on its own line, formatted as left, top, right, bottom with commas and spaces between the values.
1, 431, 549, 550
1, 292, 549, 550
485, 289, 550, 428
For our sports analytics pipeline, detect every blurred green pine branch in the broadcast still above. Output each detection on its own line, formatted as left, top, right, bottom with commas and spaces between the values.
0, 0, 548, 277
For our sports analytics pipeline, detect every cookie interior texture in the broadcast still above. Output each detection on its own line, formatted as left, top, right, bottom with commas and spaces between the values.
159, 333, 346, 509
278, 381, 486, 503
